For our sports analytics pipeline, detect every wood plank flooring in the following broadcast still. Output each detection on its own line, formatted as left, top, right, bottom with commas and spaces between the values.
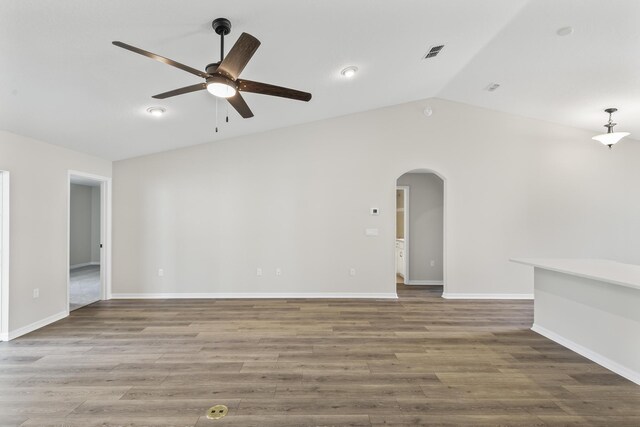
0, 285, 639, 426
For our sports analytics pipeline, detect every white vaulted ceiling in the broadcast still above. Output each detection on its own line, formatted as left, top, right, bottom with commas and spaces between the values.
0, 1, 637, 160
440, 0, 640, 141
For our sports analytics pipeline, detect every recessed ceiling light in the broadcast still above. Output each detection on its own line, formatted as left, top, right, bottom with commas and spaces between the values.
556, 26, 574, 36
340, 66, 358, 78
146, 107, 166, 117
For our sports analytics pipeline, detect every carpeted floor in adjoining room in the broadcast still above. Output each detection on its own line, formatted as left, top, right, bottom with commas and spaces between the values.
69, 265, 101, 311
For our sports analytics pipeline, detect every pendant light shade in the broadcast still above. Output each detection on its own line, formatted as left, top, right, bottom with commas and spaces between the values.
592, 108, 630, 149
592, 131, 630, 147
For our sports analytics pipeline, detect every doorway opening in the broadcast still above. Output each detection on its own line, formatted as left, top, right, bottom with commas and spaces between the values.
0, 171, 9, 340
395, 170, 445, 295
68, 171, 110, 311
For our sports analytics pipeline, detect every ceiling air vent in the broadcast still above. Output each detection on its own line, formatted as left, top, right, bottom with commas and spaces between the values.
423, 44, 445, 59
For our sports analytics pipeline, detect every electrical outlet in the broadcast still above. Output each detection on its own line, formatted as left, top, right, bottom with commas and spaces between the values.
33, 288, 39, 298
430, 260, 435, 267
158, 269, 164, 277
349, 268, 356, 276
275, 268, 282, 276
256, 268, 263, 276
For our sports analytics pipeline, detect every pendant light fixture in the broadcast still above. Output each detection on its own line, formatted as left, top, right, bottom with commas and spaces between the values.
592, 108, 630, 149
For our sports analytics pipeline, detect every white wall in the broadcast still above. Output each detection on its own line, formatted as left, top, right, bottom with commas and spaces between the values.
69, 184, 92, 266
112, 98, 640, 298
0, 131, 111, 336
397, 172, 444, 282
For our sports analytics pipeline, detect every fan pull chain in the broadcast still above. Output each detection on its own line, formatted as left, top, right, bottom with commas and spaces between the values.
215, 98, 219, 133
226, 103, 229, 123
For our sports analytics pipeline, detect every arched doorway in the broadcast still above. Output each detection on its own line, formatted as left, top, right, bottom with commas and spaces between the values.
395, 169, 446, 296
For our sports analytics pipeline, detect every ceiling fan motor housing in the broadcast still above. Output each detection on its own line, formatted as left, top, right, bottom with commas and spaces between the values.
205, 63, 220, 74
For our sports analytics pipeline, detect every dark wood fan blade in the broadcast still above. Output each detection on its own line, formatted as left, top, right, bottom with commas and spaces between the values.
113, 41, 208, 78
216, 33, 261, 80
237, 79, 312, 102
152, 83, 206, 99
227, 92, 254, 118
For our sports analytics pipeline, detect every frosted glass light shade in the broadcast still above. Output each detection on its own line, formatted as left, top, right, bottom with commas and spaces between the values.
207, 82, 237, 98
592, 131, 630, 147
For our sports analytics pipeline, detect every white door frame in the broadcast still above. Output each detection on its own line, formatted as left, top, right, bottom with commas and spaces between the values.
0, 171, 10, 340
67, 170, 112, 311
396, 185, 410, 284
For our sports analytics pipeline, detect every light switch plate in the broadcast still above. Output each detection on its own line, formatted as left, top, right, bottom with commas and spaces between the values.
365, 228, 379, 236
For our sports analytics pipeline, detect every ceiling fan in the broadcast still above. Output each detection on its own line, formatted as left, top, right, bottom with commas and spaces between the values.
113, 18, 312, 119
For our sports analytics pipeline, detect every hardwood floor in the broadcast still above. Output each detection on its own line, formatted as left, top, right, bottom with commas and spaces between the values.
0, 284, 638, 426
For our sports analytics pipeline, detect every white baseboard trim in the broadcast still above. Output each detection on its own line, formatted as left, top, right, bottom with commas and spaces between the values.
442, 292, 534, 300
70, 262, 100, 270
111, 292, 398, 300
532, 323, 640, 386
406, 280, 443, 286
6, 310, 68, 341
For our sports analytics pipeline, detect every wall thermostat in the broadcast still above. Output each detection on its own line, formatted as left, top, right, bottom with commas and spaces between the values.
370, 207, 379, 216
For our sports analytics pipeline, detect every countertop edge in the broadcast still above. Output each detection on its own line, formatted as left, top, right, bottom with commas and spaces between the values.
510, 258, 640, 292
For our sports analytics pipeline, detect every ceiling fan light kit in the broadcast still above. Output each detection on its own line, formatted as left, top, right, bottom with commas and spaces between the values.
592, 108, 630, 149
113, 17, 312, 128
206, 76, 237, 98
